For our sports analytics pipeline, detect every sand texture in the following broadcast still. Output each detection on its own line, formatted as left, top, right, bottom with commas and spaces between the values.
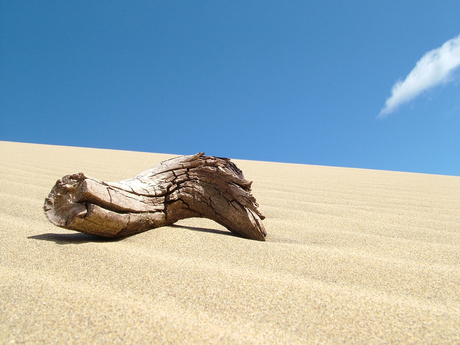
1, 141, 459, 344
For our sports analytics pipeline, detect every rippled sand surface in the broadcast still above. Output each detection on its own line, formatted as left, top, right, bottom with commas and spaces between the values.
1, 141, 459, 344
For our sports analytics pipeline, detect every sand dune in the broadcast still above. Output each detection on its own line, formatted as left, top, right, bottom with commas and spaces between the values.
1, 141, 459, 344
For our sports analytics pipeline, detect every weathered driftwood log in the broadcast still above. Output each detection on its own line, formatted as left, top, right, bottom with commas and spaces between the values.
44, 153, 266, 241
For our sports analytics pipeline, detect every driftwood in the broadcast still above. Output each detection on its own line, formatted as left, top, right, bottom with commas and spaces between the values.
44, 153, 266, 241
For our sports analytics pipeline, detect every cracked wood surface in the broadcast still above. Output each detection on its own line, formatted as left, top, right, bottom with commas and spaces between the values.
43, 152, 266, 241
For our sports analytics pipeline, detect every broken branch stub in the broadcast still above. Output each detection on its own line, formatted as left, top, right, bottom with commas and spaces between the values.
43, 152, 266, 241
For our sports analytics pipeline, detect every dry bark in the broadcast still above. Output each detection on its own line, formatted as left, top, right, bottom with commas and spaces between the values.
43, 152, 266, 241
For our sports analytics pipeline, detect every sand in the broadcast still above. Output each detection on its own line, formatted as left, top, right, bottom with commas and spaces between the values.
1, 140, 459, 344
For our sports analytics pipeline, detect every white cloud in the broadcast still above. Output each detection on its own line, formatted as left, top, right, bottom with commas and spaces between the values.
379, 33, 460, 119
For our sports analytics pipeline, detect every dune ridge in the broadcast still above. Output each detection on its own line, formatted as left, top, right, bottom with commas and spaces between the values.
1, 141, 459, 344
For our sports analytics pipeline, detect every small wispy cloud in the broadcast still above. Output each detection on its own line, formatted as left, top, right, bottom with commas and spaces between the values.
378, 33, 460, 119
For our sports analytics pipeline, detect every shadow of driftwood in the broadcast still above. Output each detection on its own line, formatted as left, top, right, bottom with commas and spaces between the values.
29, 224, 233, 244
28, 232, 125, 245
169, 224, 234, 237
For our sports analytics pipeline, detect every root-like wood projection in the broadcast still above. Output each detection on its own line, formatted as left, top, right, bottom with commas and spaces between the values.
44, 153, 266, 241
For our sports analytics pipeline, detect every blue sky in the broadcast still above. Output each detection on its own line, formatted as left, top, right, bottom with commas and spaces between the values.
1, 1, 460, 176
